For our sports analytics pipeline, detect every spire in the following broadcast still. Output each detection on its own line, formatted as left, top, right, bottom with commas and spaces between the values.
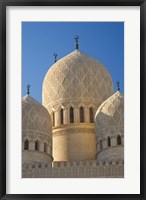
53, 53, 57, 63
116, 81, 120, 91
74, 35, 79, 50
27, 84, 30, 95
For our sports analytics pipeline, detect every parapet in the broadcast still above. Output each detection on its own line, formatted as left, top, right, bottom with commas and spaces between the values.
53, 159, 124, 167
22, 159, 124, 178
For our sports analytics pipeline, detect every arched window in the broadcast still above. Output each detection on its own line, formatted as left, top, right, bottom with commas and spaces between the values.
70, 107, 74, 123
117, 135, 122, 145
52, 112, 55, 127
24, 139, 29, 150
107, 136, 111, 147
35, 140, 39, 151
44, 142, 47, 153
89, 107, 94, 123
80, 106, 84, 122
60, 108, 63, 125
99, 140, 102, 150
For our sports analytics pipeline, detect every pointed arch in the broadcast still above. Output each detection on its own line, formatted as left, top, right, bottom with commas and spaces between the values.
107, 136, 111, 147
70, 106, 74, 123
80, 106, 84, 122
89, 107, 94, 123
117, 135, 122, 145
24, 139, 29, 150
60, 108, 63, 125
35, 140, 39, 151
44, 142, 47, 153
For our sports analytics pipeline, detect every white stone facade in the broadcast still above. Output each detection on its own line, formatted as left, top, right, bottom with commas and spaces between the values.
95, 91, 124, 162
22, 49, 124, 178
22, 160, 124, 178
22, 95, 53, 164
42, 50, 114, 162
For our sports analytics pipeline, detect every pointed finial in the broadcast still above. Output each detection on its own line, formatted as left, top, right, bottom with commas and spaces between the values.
53, 53, 57, 63
74, 35, 79, 50
27, 84, 30, 95
116, 81, 120, 91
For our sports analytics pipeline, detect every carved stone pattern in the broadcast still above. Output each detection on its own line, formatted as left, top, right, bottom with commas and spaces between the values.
22, 95, 52, 136
22, 132, 52, 145
42, 50, 114, 112
95, 91, 124, 133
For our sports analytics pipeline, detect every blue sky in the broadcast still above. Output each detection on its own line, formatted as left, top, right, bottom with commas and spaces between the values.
22, 22, 124, 103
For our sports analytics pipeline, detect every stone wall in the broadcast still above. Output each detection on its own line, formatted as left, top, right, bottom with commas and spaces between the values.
53, 124, 96, 161
42, 50, 114, 113
22, 160, 124, 178
22, 150, 53, 164
96, 146, 124, 161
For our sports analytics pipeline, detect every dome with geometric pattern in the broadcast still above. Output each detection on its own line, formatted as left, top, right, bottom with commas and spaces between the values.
22, 95, 53, 165
42, 50, 114, 112
95, 91, 124, 162
22, 95, 52, 134
95, 91, 124, 135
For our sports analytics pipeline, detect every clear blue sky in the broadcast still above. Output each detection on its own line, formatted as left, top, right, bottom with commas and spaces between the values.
22, 22, 124, 103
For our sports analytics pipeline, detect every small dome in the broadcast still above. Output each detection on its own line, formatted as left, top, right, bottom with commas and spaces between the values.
22, 95, 52, 134
95, 91, 124, 133
42, 50, 114, 111
22, 95, 53, 164
95, 91, 124, 162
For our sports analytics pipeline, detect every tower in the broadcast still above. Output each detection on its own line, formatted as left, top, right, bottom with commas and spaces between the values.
95, 91, 124, 162
42, 49, 114, 162
22, 91, 53, 165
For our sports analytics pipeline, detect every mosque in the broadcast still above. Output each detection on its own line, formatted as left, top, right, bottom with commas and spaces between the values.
22, 36, 124, 178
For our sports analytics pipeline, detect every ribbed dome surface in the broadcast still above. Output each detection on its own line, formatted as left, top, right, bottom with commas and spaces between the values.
95, 91, 124, 133
42, 50, 114, 111
22, 95, 52, 135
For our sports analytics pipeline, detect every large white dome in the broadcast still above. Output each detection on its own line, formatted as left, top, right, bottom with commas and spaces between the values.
42, 49, 114, 162
42, 50, 114, 112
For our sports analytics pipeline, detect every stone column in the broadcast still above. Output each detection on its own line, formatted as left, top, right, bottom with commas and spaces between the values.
103, 139, 107, 149
111, 136, 116, 146
47, 145, 50, 154
84, 107, 90, 123
29, 141, 35, 151
97, 143, 100, 153
50, 146, 52, 156
51, 112, 55, 127
64, 108, 69, 124
74, 107, 79, 123
40, 142, 44, 152
121, 135, 124, 145
55, 110, 60, 126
